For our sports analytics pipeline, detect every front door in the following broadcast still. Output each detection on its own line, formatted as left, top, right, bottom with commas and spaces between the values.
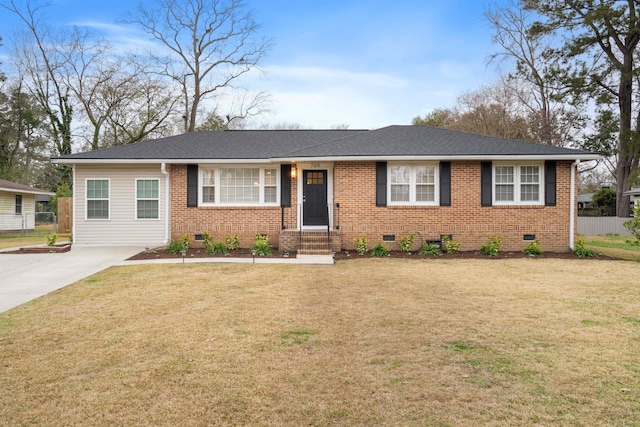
303, 170, 328, 226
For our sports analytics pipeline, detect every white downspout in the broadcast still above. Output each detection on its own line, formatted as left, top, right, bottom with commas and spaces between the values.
569, 160, 580, 250
161, 163, 170, 244
71, 165, 76, 241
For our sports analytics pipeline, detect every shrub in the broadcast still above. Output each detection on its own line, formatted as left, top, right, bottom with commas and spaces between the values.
370, 242, 390, 257
480, 236, 502, 257
399, 233, 415, 253
419, 242, 441, 255
209, 241, 229, 255
523, 239, 543, 256
573, 237, 596, 258
225, 234, 240, 251
46, 234, 58, 247
624, 204, 640, 243
202, 232, 229, 255
251, 234, 273, 256
167, 234, 190, 254
441, 235, 461, 254
354, 237, 368, 255
201, 232, 214, 251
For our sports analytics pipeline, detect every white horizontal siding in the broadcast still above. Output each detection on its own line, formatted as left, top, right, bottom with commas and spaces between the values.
0, 191, 36, 231
74, 165, 167, 245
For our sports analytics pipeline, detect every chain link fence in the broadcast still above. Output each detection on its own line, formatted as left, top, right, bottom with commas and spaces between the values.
0, 212, 57, 235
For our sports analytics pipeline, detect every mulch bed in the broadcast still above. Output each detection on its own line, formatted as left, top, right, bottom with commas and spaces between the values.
127, 247, 296, 261
126, 247, 618, 261
2, 244, 72, 254
333, 250, 617, 261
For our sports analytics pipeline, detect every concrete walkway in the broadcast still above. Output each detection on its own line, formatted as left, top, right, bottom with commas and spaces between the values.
0, 246, 144, 313
0, 246, 334, 314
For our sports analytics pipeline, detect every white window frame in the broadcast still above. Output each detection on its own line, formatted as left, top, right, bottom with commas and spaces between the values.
85, 178, 110, 220
492, 162, 544, 206
199, 165, 280, 206
387, 162, 439, 206
135, 178, 160, 220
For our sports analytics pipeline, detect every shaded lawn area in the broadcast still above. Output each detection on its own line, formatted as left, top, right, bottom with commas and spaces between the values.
0, 226, 68, 250
1, 259, 639, 426
584, 234, 640, 262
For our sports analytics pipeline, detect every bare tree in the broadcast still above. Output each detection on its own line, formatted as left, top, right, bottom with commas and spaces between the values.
125, 0, 272, 133
486, 0, 585, 147
101, 75, 178, 146
2, 1, 73, 165
523, 0, 640, 216
414, 81, 535, 141
60, 40, 179, 150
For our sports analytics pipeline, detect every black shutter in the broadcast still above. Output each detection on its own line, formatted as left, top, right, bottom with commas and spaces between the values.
376, 162, 387, 207
545, 161, 557, 206
481, 161, 492, 207
439, 162, 451, 206
187, 164, 198, 207
281, 164, 291, 207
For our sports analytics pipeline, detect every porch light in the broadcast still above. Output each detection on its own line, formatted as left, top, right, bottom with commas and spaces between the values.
291, 165, 297, 178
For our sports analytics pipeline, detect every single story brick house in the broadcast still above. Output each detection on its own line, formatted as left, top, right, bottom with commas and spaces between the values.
0, 179, 55, 233
53, 125, 598, 252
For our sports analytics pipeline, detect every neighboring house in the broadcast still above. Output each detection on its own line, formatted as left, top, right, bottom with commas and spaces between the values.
0, 180, 55, 233
53, 125, 598, 252
624, 188, 640, 210
35, 195, 52, 212
578, 192, 595, 211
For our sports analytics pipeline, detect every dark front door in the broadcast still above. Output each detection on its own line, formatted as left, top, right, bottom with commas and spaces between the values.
303, 170, 328, 226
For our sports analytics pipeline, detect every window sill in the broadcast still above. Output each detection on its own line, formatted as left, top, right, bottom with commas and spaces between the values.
385, 204, 440, 209
490, 204, 545, 209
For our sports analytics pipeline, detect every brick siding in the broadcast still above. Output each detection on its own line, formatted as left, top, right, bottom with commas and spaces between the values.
334, 161, 575, 253
170, 161, 576, 253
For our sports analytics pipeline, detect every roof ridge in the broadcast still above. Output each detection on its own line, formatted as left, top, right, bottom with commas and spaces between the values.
279, 129, 372, 157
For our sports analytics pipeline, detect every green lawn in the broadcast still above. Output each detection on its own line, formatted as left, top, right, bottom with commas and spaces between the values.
584, 235, 640, 262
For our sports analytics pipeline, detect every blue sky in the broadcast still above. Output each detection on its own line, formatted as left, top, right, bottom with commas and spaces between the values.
0, 0, 509, 129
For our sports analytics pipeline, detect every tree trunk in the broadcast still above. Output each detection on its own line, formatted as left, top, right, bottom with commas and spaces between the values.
616, 53, 635, 217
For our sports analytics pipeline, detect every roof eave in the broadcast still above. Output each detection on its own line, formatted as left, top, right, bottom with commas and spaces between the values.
0, 187, 55, 196
276, 154, 602, 162
53, 153, 601, 165
52, 158, 274, 165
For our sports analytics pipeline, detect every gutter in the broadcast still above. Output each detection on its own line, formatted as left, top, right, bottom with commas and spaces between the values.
51, 154, 602, 165
569, 160, 580, 250
161, 163, 170, 244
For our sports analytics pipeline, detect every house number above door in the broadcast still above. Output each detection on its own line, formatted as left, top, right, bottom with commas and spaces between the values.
311, 162, 321, 168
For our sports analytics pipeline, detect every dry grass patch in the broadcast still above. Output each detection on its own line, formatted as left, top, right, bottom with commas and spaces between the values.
0, 228, 69, 250
1, 259, 639, 426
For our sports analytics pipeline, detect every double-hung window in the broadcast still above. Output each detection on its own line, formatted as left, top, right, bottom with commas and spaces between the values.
200, 166, 279, 205
86, 179, 109, 219
136, 179, 159, 219
493, 164, 543, 205
388, 163, 438, 205
15, 195, 22, 215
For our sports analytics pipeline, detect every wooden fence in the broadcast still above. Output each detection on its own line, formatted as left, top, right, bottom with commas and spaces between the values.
57, 197, 72, 234
578, 216, 632, 236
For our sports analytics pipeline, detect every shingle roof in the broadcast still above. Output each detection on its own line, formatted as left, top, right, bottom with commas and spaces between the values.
55, 129, 364, 160
280, 126, 594, 158
0, 179, 54, 195
53, 125, 598, 163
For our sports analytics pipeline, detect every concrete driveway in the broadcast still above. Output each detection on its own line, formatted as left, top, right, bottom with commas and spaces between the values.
0, 246, 144, 313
